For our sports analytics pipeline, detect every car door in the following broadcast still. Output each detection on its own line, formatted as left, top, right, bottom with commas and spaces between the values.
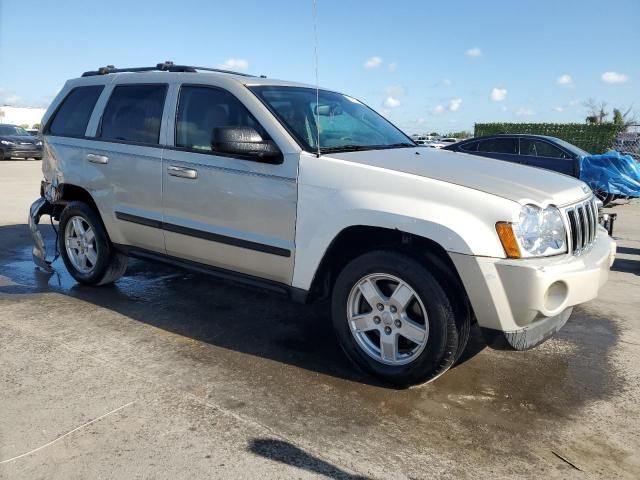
81, 81, 169, 253
518, 138, 576, 176
161, 83, 298, 285
474, 137, 519, 164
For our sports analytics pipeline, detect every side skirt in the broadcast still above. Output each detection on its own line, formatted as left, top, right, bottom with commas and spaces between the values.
114, 244, 309, 304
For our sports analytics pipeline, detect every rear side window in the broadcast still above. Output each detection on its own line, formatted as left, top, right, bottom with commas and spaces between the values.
477, 137, 517, 154
175, 85, 268, 153
520, 139, 568, 158
47, 86, 104, 137
459, 140, 478, 152
99, 84, 167, 145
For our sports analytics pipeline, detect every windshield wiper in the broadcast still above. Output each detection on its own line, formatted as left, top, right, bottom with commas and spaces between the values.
319, 142, 416, 154
318, 145, 372, 153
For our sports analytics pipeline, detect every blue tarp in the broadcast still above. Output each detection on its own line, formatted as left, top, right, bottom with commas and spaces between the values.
580, 151, 640, 197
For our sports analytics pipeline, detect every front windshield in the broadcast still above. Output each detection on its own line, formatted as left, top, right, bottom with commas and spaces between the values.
250, 86, 415, 153
0, 125, 29, 136
553, 138, 590, 157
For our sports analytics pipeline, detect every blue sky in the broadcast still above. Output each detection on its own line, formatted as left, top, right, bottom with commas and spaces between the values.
1, 0, 638, 133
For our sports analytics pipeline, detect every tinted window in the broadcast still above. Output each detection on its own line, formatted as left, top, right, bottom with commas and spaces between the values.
176, 86, 268, 152
459, 140, 478, 152
520, 139, 568, 158
99, 84, 166, 144
48, 86, 104, 137
477, 137, 518, 154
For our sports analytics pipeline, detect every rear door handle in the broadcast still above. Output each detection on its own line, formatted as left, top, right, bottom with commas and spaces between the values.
86, 153, 109, 164
167, 166, 198, 179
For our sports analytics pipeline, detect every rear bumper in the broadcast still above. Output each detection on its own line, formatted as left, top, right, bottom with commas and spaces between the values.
449, 229, 616, 350
28, 196, 55, 271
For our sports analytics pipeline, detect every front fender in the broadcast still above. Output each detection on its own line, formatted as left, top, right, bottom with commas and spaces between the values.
292, 154, 518, 291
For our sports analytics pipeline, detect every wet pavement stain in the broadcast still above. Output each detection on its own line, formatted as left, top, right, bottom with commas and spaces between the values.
0, 224, 632, 477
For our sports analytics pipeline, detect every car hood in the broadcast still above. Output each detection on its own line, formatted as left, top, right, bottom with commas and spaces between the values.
329, 147, 590, 206
1, 135, 38, 143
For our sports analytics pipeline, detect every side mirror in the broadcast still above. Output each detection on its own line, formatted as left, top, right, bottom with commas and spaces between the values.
212, 127, 283, 164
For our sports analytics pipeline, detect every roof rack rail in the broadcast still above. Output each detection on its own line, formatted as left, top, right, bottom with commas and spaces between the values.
81, 61, 257, 78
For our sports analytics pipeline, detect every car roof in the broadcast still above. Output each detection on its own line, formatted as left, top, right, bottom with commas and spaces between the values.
71, 67, 317, 90
464, 134, 558, 142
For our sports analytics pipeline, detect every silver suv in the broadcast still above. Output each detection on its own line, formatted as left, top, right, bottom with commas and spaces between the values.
30, 62, 616, 386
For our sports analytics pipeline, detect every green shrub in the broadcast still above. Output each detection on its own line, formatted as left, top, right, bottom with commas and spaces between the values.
474, 123, 623, 154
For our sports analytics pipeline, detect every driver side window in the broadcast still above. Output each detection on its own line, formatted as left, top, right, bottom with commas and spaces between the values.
176, 86, 268, 153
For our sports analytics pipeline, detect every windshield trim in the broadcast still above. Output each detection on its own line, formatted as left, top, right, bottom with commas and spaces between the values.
247, 85, 416, 154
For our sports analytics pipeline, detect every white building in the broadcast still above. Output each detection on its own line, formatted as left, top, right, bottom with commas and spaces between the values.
0, 106, 46, 128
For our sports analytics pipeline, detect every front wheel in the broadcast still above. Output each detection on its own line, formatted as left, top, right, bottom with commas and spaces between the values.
58, 202, 128, 285
331, 251, 460, 387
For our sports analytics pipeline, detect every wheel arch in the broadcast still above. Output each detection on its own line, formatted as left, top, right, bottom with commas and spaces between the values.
305, 225, 468, 304
52, 183, 100, 218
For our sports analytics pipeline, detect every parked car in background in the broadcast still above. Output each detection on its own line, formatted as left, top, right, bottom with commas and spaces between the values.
442, 134, 616, 205
0, 124, 43, 160
26, 128, 40, 136
439, 137, 459, 146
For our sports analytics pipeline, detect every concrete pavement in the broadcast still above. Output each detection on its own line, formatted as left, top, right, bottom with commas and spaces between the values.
1, 160, 639, 479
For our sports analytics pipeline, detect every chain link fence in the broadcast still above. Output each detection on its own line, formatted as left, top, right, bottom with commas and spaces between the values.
613, 124, 640, 160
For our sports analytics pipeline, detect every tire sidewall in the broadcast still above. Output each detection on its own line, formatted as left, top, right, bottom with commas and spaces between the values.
331, 251, 458, 386
58, 202, 112, 285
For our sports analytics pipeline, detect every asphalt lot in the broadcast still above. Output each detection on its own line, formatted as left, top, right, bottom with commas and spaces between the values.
1, 160, 639, 479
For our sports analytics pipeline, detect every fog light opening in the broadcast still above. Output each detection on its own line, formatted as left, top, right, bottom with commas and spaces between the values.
544, 281, 568, 312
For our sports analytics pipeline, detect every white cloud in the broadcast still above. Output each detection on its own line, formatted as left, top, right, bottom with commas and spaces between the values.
601, 71, 629, 84
448, 98, 462, 112
383, 96, 400, 108
465, 47, 482, 58
2, 94, 21, 105
515, 107, 534, 117
432, 104, 445, 114
557, 74, 574, 87
490, 87, 507, 102
441, 78, 453, 86
218, 58, 249, 71
364, 56, 383, 69
416, 118, 425, 124
388, 62, 397, 72
385, 85, 406, 98
553, 106, 564, 112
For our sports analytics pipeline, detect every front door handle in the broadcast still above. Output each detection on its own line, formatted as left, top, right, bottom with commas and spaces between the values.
167, 166, 198, 179
86, 153, 109, 164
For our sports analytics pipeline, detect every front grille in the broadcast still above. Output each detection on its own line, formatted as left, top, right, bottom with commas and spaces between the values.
563, 197, 598, 255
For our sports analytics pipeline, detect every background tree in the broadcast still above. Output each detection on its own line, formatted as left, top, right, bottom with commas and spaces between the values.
584, 98, 609, 124
31, 123, 41, 130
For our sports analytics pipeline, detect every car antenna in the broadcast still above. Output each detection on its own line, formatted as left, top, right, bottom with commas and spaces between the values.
313, 0, 321, 158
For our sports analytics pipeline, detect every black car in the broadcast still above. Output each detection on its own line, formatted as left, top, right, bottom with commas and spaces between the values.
0, 124, 43, 160
440, 133, 622, 203
442, 134, 588, 177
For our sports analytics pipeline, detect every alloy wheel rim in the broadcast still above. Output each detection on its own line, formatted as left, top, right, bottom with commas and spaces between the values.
64, 216, 98, 274
346, 273, 429, 366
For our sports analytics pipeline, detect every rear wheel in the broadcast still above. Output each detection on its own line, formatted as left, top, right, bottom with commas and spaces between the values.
58, 202, 128, 285
331, 250, 460, 386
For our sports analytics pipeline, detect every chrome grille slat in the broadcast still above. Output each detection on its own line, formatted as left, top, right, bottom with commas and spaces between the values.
562, 196, 598, 256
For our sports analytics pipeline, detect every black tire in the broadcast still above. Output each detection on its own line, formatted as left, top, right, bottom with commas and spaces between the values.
331, 250, 459, 387
420, 251, 471, 364
58, 202, 128, 285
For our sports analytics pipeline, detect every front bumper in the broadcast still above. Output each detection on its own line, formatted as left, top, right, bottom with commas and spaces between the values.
449, 228, 616, 350
3, 145, 43, 159
29, 196, 55, 272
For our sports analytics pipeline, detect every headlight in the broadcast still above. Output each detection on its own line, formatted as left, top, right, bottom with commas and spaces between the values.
36, 141, 43, 146
497, 204, 567, 258
1, 140, 15, 145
